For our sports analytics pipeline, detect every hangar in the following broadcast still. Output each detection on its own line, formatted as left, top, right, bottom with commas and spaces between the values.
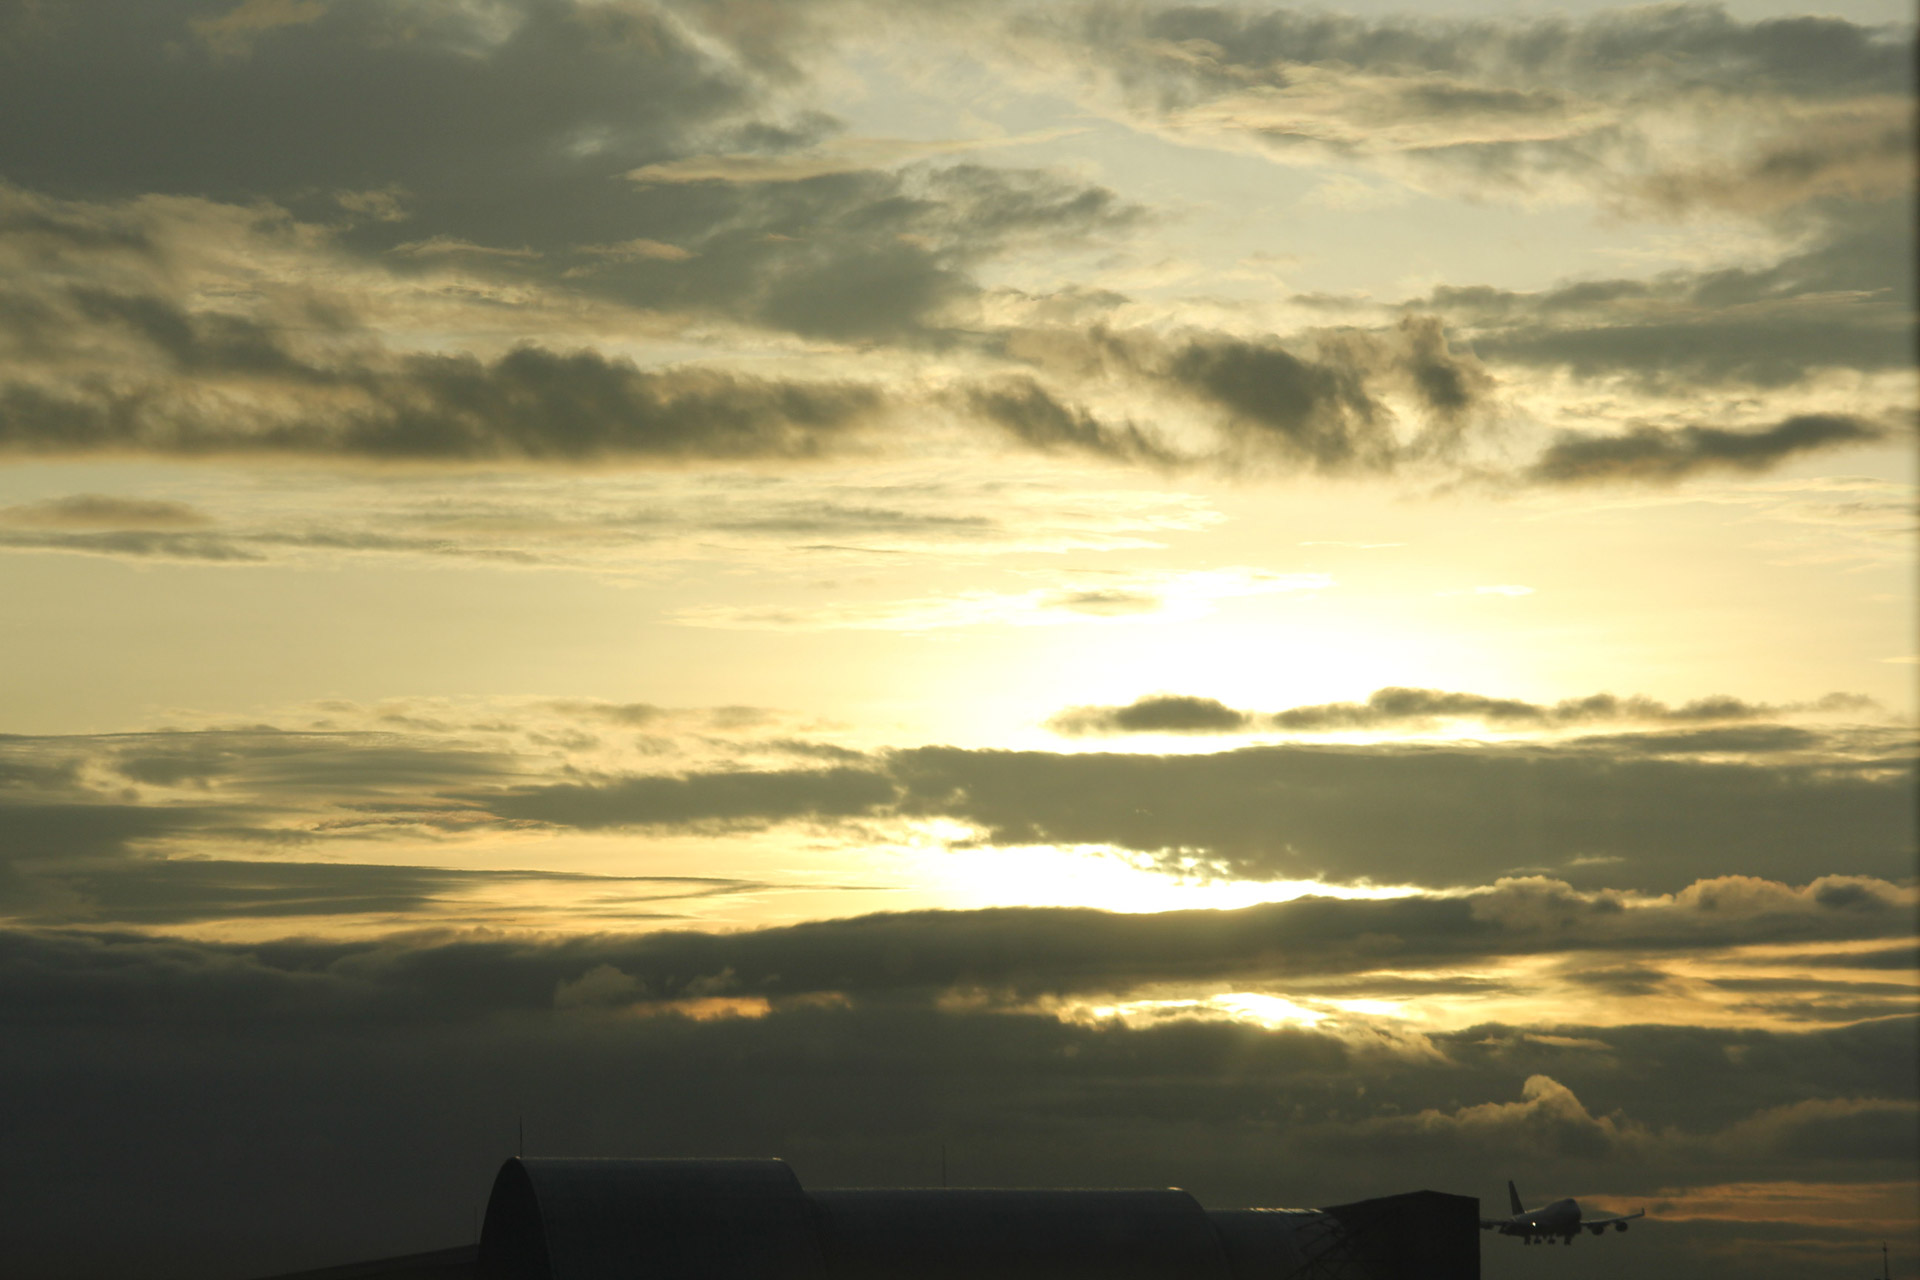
261, 1157, 1479, 1280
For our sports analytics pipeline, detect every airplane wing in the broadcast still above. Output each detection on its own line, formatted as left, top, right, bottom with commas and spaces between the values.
1585, 1209, 1645, 1225
1583, 1208, 1645, 1234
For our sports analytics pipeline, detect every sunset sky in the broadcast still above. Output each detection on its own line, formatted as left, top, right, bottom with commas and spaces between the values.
0, 1, 1914, 1277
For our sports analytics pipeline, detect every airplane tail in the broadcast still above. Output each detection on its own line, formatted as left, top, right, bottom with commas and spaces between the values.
1508, 1181, 1524, 1216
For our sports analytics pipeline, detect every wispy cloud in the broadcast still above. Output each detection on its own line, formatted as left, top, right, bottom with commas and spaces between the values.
671, 568, 1329, 631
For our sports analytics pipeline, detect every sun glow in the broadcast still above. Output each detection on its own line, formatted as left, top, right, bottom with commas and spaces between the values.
889, 830, 1422, 914
1065, 992, 1331, 1029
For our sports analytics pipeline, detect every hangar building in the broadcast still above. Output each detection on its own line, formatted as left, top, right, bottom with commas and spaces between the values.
261, 1157, 1479, 1280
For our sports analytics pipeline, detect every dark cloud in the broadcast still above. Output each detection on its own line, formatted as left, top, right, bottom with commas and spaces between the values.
1422, 201, 1915, 389
478, 766, 897, 830
0, 332, 886, 461
1633, 111, 1916, 216
0, 803, 227, 861
1048, 686, 1874, 735
0, 0, 757, 250
748, 164, 1140, 341
0, 493, 210, 529
1158, 317, 1490, 471
4, 876, 1913, 1021
710, 505, 1000, 538
1049, 695, 1251, 735
1050, 2, 1914, 211
1166, 334, 1393, 470
562, 163, 1143, 342
99, 731, 526, 797
0, 170, 1144, 465
0, 528, 265, 562
0, 490, 1041, 570
0, 750, 86, 794
9, 173, 1880, 486
992, 318, 1492, 473
1467, 305, 1914, 390
6, 719, 1910, 904
5, 82, 1144, 355
1561, 725, 1832, 756
1090, 4, 1911, 103
1723, 1096, 1920, 1162
0, 730, 540, 918
19, 860, 763, 926
1525, 415, 1886, 486
0, 903, 1913, 1278
959, 376, 1178, 465
1778, 944, 1920, 971
880, 740, 1915, 890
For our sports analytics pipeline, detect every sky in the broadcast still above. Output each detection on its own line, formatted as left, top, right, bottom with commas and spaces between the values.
0, 1, 1914, 1277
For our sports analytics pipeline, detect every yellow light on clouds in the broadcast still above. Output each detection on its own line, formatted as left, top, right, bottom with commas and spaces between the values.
889, 833, 1423, 914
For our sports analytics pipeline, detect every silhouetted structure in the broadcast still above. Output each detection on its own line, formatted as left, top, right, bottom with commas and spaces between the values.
259, 1158, 1480, 1280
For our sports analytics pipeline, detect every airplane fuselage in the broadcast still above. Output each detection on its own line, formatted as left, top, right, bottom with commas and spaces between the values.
1484, 1183, 1641, 1244
1499, 1198, 1581, 1243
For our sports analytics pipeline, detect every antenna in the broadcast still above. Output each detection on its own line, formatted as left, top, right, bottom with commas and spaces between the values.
1882, 1241, 1890, 1280
518, 1116, 524, 1159
941, 1144, 948, 1189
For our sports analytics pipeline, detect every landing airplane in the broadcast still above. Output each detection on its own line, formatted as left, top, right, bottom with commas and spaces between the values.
1480, 1181, 1644, 1245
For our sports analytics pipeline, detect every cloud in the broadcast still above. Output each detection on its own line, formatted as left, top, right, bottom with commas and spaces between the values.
0, 0, 762, 250
1419, 199, 1915, 390
1525, 415, 1888, 485
669, 568, 1328, 631
459, 725, 1916, 892
1151, 318, 1491, 472
985, 317, 1494, 475
578, 161, 1144, 342
0, 491, 254, 561
1716, 1097, 1920, 1163
1165, 333, 1395, 470
1049, 695, 1251, 735
5, 176, 1881, 489
1313, 1073, 1646, 1159
3, 710, 1911, 929
2, 905, 1912, 1280
0, 815, 1912, 1278
19, 859, 767, 926
5, 872, 1914, 1018
0, 476, 1218, 572
0, 528, 268, 563
1035, 2, 1915, 213
1650, 1180, 1920, 1234
0, 334, 887, 462
0, 494, 211, 529
1047, 686, 1879, 735
0, 176, 1149, 465
880, 738, 1915, 890
6, 712, 1910, 915
0, 803, 227, 861
959, 377, 1180, 466
622, 127, 1089, 185
478, 766, 897, 830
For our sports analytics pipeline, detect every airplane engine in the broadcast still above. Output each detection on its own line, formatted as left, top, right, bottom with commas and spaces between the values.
1589, 1226, 1605, 1236
1616, 1223, 1630, 1233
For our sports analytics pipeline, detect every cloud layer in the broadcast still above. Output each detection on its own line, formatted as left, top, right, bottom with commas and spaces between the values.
2, 699, 1910, 931
2, 901, 1912, 1278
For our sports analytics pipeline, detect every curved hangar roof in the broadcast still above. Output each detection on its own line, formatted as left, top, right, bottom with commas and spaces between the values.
475, 1158, 1477, 1280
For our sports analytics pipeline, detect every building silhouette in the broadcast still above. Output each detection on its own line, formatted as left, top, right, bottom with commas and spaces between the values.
257, 1157, 1479, 1280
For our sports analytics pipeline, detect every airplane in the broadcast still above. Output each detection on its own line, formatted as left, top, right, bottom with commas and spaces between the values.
1480, 1181, 1644, 1245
